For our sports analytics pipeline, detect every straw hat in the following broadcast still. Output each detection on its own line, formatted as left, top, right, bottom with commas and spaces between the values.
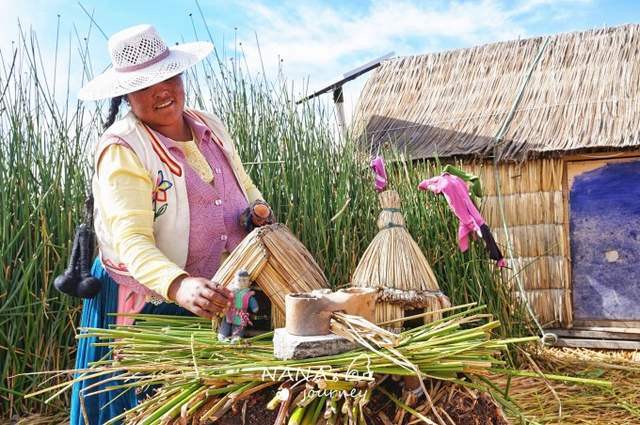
78, 24, 213, 101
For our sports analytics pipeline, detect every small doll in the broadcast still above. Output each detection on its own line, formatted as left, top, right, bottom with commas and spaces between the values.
218, 270, 259, 342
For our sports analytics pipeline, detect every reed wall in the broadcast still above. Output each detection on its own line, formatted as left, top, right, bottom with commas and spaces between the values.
465, 159, 571, 327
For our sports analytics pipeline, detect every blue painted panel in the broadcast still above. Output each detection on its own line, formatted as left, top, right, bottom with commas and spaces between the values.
571, 160, 640, 321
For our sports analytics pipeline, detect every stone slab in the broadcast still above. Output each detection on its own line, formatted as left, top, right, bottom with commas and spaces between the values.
273, 328, 358, 360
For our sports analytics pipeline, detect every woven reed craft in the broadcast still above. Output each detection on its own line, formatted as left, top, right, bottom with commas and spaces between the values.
351, 190, 450, 326
212, 223, 330, 328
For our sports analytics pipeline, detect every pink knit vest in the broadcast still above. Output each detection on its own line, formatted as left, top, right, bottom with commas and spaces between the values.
181, 117, 250, 277
111, 113, 249, 324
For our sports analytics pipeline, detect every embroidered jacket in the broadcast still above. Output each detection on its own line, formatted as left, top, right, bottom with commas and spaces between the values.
92, 108, 263, 300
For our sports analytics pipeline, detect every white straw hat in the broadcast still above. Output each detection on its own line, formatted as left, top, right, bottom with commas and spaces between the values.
78, 24, 213, 101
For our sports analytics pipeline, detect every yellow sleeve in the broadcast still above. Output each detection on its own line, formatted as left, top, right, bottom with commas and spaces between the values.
96, 143, 187, 299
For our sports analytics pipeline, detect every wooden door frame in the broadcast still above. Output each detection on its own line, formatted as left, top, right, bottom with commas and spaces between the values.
563, 151, 640, 330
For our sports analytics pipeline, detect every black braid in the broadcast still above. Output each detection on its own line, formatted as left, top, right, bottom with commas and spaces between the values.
103, 96, 124, 130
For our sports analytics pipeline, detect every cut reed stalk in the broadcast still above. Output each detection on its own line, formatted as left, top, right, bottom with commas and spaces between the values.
28, 307, 604, 424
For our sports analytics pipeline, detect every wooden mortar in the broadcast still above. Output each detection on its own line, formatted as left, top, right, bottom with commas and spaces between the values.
285, 287, 378, 336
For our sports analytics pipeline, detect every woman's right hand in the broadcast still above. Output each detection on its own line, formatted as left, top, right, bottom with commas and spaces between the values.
167, 276, 232, 318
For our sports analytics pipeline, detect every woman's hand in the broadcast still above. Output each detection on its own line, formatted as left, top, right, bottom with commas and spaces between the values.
250, 200, 275, 227
167, 276, 232, 318
239, 200, 275, 231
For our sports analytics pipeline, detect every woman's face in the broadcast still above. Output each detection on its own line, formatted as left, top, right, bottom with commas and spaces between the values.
127, 74, 185, 129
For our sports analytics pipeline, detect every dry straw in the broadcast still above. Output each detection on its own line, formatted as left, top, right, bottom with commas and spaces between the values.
212, 224, 330, 328
494, 347, 640, 424
353, 25, 640, 161
351, 190, 450, 325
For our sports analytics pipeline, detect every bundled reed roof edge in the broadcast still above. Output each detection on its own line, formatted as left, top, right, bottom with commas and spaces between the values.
353, 24, 640, 161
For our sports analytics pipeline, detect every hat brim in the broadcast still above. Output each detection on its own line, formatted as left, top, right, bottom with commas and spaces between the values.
78, 41, 213, 101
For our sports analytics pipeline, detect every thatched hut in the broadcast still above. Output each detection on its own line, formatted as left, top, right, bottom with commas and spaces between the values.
352, 25, 640, 343
212, 224, 330, 329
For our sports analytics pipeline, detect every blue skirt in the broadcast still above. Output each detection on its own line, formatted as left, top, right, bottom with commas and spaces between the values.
70, 259, 192, 425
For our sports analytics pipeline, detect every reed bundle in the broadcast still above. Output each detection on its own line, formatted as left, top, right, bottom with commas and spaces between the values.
492, 224, 565, 258
212, 224, 330, 328
30, 305, 564, 424
482, 191, 564, 227
351, 190, 450, 326
466, 160, 563, 198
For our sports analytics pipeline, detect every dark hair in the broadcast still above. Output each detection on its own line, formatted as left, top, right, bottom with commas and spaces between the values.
103, 96, 124, 130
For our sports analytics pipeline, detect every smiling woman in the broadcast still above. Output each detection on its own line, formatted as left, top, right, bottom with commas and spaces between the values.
71, 24, 274, 425
126, 74, 192, 141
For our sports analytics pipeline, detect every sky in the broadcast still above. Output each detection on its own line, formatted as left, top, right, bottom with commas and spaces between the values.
2, 0, 640, 123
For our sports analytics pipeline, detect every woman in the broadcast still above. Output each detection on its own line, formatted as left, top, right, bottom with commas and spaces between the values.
71, 24, 271, 424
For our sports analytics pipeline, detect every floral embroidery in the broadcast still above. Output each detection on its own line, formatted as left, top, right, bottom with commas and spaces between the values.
152, 170, 173, 220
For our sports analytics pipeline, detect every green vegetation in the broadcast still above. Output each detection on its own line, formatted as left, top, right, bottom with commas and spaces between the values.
0, 26, 106, 416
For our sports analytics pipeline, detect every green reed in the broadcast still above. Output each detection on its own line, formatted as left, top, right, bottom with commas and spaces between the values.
0, 26, 103, 416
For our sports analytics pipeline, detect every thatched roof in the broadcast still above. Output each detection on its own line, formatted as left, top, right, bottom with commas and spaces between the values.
353, 24, 640, 161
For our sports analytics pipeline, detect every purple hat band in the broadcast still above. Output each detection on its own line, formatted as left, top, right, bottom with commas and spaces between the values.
115, 48, 170, 72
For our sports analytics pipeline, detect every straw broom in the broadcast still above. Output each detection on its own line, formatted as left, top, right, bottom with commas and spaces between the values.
352, 187, 450, 326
